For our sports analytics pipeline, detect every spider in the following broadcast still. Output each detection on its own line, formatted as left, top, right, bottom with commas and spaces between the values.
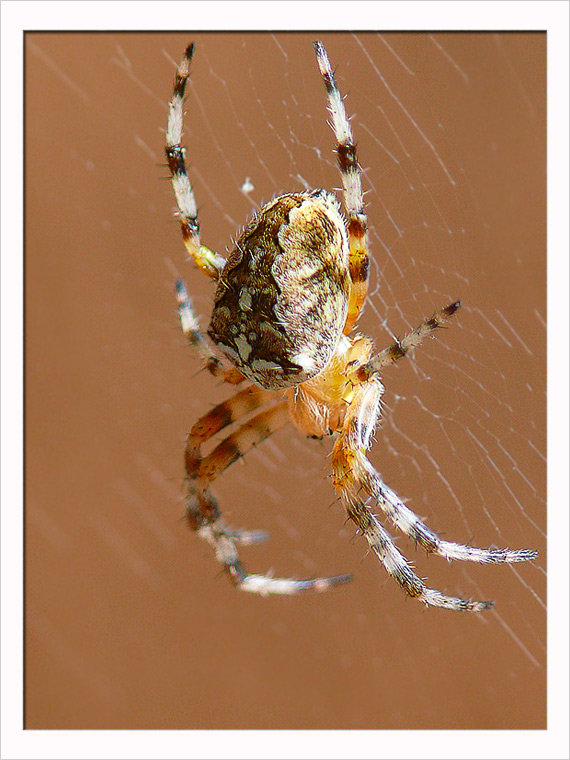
164, 41, 537, 611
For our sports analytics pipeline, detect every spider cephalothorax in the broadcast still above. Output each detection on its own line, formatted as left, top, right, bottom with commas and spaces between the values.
165, 41, 537, 610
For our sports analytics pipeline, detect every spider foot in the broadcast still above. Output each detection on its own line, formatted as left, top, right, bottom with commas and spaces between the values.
439, 541, 539, 564
497, 547, 538, 563
197, 521, 351, 596
226, 527, 269, 546
419, 587, 495, 612
231, 566, 353, 596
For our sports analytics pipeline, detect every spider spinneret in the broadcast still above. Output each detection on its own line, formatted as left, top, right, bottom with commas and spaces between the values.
164, 40, 537, 610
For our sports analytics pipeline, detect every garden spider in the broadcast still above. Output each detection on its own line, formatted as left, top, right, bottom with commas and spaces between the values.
165, 41, 537, 611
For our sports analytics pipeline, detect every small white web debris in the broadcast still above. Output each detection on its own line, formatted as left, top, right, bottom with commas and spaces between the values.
241, 176, 255, 195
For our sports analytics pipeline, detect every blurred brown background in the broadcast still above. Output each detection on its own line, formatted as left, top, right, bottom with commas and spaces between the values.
25, 32, 546, 730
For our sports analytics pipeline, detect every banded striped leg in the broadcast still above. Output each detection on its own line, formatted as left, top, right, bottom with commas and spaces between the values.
314, 41, 369, 334
351, 301, 461, 383
176, 279, 245, 384
184, 384, 273, 533
332, 380, 537, 611
165, 43, 225, 279
186, 388, 352, 595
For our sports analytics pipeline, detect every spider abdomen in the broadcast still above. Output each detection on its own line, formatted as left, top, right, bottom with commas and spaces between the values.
208, 190, 350, 390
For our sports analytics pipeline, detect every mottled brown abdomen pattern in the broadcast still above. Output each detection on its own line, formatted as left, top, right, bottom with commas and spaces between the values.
208, 190, 350, 390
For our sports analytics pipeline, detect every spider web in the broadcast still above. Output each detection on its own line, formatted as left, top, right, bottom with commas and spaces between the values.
24, 30, 549, 736
163, 31, 546, 650
165, 30, 546, 714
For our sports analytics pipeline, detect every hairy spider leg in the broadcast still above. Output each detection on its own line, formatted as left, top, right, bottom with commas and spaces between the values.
185, 389, 352, 595
342, 301, 537, 565
314, 41, 369, 334
332, 378, 537, 610
176, 279, 245, 384
166, 44, 225, 279
184, 384, 274, 533
184, 384, 275, 481
332, 381, 492, 611
351, 301, 462, 383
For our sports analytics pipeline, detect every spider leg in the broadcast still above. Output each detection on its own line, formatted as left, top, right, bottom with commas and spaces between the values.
176, 279, 245, 384
184, 384, 274, 536
332, 380, 537, 611
314, 41, 369, 334
185, 390, 351, 595
165, 43, 225, 279
352, 301, 462, 382
184, 384, 275, 482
